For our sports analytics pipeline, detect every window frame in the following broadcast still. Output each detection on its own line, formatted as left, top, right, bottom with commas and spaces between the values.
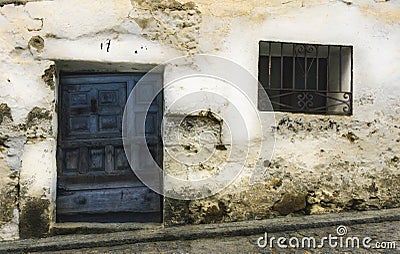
258, 41, 353, 115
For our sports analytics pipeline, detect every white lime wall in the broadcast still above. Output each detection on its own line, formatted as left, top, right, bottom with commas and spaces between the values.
0, 0, 399, 239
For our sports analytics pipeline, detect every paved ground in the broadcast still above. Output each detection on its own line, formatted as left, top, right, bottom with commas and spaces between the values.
41, 221, 400, 254
1, 208, 399, 254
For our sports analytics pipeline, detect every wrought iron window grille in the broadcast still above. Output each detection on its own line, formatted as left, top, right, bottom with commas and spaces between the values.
258, 41, 353, 115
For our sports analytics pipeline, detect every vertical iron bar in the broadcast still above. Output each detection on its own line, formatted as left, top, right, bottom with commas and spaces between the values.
304, 44, 307, 90
327, 46, 330, 92
339, 46, 342, 92
292, 43, 295, 89
280, 42, 283, 89
316, 45, 319, 91
350, 46, 353, 114
268, 42, 271, 88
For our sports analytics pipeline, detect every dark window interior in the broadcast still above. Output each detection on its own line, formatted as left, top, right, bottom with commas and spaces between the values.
258, 41, 353, 115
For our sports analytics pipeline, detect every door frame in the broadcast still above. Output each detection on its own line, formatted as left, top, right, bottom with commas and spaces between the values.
55, 71, 164, 224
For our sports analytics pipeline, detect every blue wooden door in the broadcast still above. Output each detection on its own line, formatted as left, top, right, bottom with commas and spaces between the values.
56, 73, 163, 223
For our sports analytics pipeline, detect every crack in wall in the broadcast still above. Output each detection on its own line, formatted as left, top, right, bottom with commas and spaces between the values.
0, 0, 45, 7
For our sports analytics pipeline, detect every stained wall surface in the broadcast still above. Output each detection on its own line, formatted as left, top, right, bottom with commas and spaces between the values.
0, 0, 399, 239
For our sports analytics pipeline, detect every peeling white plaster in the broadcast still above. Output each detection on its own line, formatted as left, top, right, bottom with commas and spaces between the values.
0, 0, 399, 239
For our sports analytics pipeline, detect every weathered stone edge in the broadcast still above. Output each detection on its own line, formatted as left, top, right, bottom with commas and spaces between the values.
1, 208, 400, 253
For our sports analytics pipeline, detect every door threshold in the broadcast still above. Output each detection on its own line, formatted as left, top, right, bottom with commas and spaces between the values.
50, 222, 163, 236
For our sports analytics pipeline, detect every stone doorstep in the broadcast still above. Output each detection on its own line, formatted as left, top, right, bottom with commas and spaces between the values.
49, 222, 163, 236
1, 208, 400, 253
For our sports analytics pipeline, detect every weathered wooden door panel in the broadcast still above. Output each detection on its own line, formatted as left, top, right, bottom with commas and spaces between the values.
62, 82, 127, 139
57, 187, 161, 213
57, 73, 163, 223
